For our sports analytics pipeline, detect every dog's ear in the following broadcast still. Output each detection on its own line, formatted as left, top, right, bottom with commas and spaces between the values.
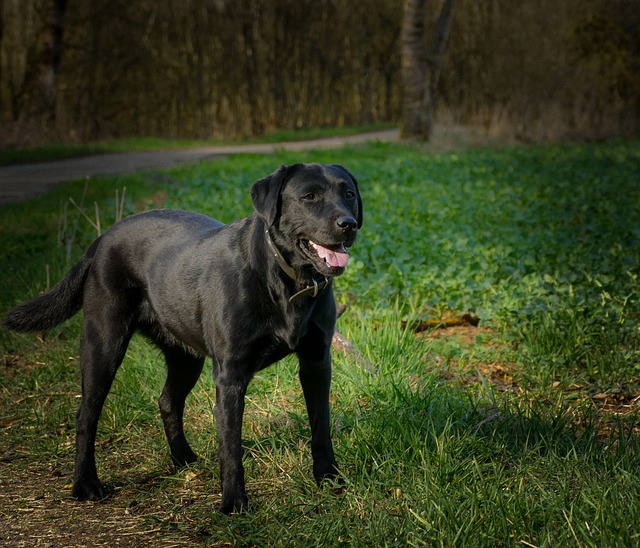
251, 165, 292, 226
332, 164, 363, 229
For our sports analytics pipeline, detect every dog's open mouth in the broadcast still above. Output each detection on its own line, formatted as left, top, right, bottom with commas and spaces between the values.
301, 239, 349, 271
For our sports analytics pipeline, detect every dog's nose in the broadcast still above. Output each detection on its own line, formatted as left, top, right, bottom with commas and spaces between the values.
336, 215, 357, 232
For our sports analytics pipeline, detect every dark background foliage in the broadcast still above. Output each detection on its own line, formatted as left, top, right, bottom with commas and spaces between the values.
1, 0, 638, 145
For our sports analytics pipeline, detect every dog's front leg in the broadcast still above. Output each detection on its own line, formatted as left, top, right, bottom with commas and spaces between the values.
214, 371, 249, 514
298, 348, 341, 485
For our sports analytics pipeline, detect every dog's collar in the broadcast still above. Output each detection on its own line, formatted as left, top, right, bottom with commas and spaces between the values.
264, 229, 331, 302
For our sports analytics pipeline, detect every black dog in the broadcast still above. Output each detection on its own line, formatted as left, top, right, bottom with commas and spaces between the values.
3, 163, 362, 514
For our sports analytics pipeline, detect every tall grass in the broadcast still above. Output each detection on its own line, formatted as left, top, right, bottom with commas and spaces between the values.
1, 140, 639, 545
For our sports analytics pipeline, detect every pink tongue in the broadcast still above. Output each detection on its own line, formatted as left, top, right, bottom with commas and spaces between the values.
316, 244, 349, 268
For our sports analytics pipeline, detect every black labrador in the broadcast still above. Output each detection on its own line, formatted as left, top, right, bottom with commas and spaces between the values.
3, 163, 362, 514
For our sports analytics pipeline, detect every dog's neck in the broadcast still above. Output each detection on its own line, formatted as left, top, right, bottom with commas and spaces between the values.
264, 229, 330, 302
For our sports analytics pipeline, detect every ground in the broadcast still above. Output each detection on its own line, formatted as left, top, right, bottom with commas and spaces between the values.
2, 320, 638, 546
0, 466, 196, 547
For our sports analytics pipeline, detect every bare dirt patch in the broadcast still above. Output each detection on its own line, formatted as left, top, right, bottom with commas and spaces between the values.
416, 316, 640, 441
0, 463, 202, 547
421, 321, 524, 393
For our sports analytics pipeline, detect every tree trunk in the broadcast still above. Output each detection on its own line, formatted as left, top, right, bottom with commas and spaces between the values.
400, 0, 427, 139
39, 0, 67, 124
400, 0, 456, 140
426, 0, 456, 136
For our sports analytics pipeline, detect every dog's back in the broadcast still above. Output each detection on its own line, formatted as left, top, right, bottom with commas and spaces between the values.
2, 210, 225, 335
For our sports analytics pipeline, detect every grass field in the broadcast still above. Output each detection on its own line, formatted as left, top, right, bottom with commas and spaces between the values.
1, 139, 639, 546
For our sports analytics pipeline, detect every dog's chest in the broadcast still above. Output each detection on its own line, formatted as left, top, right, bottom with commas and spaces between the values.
270, 304, 313, 348
249, 308, 316, 369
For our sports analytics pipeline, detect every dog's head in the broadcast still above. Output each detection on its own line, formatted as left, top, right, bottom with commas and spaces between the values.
251, 163, 362, 277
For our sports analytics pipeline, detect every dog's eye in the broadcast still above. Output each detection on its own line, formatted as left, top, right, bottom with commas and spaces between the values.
345, 190, 355, 200
302, 193, 316, 201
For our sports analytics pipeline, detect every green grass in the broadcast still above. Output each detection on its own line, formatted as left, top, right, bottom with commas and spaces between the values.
1, 139, 639, 545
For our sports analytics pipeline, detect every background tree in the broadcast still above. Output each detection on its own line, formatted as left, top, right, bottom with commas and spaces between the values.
38, 0, 67, 124
400, 0, 427, 139
400, 0, 456, 140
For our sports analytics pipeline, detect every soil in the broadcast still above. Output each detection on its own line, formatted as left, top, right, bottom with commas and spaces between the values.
1, 471, 185, 547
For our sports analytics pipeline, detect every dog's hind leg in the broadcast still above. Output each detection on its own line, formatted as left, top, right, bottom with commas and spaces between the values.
159, 346, 204, 467
72, 288, 137, 501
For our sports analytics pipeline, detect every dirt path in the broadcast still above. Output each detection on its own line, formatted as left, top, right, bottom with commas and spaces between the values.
0, 129, 399, 205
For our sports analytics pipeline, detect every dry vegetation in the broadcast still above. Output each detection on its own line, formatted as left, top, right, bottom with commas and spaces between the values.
1, 0, 638, 145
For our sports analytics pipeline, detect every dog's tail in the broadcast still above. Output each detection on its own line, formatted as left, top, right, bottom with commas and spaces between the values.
3, 238, 101, 333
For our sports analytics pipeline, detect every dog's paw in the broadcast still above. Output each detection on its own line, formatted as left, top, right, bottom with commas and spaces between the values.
314, 463, 346, 495
171, 447, 198, 468
72, 478, 109, 501
313, 461, 343, 486
219, 492, 249, 515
